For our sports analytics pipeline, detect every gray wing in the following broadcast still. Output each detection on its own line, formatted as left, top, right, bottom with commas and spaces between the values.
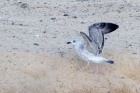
80, 32, 99, 55
93, 22, 119, 34
89, 25, 104, 54
89, 22, 119, 54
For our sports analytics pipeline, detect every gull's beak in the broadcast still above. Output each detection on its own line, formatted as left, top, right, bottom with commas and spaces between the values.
67, 42, 71, 44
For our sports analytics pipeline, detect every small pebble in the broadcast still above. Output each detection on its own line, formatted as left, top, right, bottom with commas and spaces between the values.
81, 22, 85, 24
34, 43, 39, 46
63, 14, 69, 16
132, 53, 137, 54
116, 10, 121, 13
73, 16, 77, 18
129, 44, 132, 46
121, 77, 124, 79
19, 24, 23, 26
12, 22, 14, 25
40, 20, 42, 22
21, 3, 28, 8
51, 18, 56, 20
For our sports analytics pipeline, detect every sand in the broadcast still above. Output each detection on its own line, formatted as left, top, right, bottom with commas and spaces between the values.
0, 0, 140, 93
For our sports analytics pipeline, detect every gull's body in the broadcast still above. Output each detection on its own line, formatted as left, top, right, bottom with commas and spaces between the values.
80, 49, 107, 64
67, 22, 119, 73
74, 40, 107, 63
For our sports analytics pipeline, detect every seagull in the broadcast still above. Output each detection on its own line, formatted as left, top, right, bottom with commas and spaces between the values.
67, 22, 119, 74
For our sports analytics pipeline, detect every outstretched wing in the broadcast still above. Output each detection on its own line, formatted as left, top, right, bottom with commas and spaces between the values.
80, 32, 99, 55
93, 22, 119, 34
89, 25, 104, 54
89, 22, 119, 54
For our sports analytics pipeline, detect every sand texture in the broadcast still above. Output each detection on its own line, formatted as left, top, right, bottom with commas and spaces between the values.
0, 0, 140, 93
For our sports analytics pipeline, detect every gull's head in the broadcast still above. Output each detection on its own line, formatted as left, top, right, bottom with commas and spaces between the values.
67, 39, 82, 47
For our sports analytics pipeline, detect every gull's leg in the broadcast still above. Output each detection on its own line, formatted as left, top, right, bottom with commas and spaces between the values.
92, 64, 98, 74
83, 61, 89, 71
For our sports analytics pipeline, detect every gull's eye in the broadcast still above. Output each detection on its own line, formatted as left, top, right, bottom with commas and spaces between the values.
73, 40, 76, 43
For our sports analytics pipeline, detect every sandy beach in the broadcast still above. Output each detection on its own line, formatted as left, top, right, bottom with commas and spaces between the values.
0, 0, 140, 93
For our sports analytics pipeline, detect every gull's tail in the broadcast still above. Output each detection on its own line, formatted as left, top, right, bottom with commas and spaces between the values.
105, 60, 114, 64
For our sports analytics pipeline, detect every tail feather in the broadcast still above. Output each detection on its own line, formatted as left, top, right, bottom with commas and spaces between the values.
106, 60, 114, 64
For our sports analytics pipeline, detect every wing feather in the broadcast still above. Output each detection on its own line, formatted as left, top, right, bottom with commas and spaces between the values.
80, 22, 119, 55
80, 32, 99, 55
93, 22, 119, 34
89, 25, 103, 54
88, 22, 119, 54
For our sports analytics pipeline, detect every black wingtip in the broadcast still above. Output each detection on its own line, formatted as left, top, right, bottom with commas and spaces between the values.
67, 42, 71, 44
92, 22, 119, 34
103, 23, 119, 34
106, 60, 114, 64
107, 23, 119, 31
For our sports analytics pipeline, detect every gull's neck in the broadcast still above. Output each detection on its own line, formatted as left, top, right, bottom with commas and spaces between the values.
74, 43, 84, 54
